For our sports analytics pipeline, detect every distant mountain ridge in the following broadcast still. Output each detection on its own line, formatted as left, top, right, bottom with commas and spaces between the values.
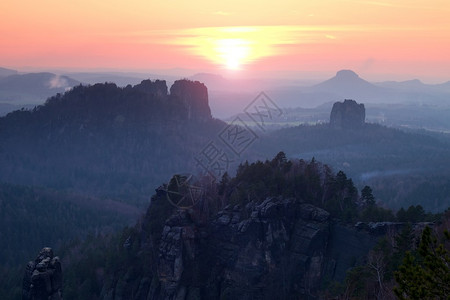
0, 79, 224, 203
0, 67, 18, 77
1, 67, 450, 119
309, 70, 385, 97
375, 78, 450, 94
268, 69, 397, 109
0, 72, 80, 104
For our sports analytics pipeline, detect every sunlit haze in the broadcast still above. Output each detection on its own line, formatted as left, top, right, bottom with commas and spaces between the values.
1, 0, 450, 82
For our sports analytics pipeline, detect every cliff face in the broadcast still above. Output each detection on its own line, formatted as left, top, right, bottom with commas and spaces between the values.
158, 198, 331, 299
170, 80, 212, 121
101, 197, 379, 300
134, 79, 168, 99
330, 99, 365, 129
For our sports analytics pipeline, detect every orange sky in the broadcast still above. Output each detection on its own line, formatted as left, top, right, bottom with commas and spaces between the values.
1, 0, 450, 82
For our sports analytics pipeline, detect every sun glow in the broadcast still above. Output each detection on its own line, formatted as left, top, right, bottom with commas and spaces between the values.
2, 1, 450, 79
166, 26, 295, 70
160, 26, 347, 71
215, 39, 250, 70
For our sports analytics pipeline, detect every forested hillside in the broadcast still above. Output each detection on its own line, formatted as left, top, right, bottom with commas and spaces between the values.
0, 79, 224, 204
0, 78, 225, 274
0, 183, 139, 267
258, 123, 450, 211
29, 153, 445, 300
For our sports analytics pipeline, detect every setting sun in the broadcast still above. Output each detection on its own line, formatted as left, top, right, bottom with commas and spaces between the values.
215, 39, 250, 70
167, 26, 289, 71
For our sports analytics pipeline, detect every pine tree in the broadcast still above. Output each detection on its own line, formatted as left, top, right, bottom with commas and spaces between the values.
394, 226, 449, 299
361, 185, 375, 206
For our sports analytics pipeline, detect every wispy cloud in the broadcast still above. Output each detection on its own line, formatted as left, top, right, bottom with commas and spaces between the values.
159, 26, 357, 67
213, 11, 231, 16
122, 24, 426, 68
349, 0, 450, 11
351, 1, 395, 7
137, 25, 366, 43
48, 75, 68, 89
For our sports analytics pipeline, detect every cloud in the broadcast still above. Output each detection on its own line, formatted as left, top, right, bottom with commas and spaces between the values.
213, 11, 231, 16
127, 25, 374, 68
352, 1, 395, 7
162, 26, 321, 66
349, 0, 450, 11
48, 75, 68, 89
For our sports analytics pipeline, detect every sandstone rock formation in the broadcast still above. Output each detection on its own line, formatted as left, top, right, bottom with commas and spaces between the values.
134, 79, 168, 99
330, 99, 365, 129
22, 247, 62, 300
101, 196, 380, 299
156, 197, 332, 299
170, 80, 212, 121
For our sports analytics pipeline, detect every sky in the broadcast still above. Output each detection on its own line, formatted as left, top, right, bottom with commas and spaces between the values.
1, 0, 450, 82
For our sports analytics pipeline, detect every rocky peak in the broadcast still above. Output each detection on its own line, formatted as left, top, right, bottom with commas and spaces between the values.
330, 99, 365, 129
170, 79, 212, 121
134, 79, 168, 98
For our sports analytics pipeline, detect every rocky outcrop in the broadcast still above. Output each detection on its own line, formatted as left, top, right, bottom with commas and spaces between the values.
159, 198, 328, 299
206, 198, 331, 299
102, 197, 387, 299
155, 197, 332, 299
330, 99, 365, 129
170, 80, 212, 121
22, 247, 63, 300
134, 79, 168, 99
